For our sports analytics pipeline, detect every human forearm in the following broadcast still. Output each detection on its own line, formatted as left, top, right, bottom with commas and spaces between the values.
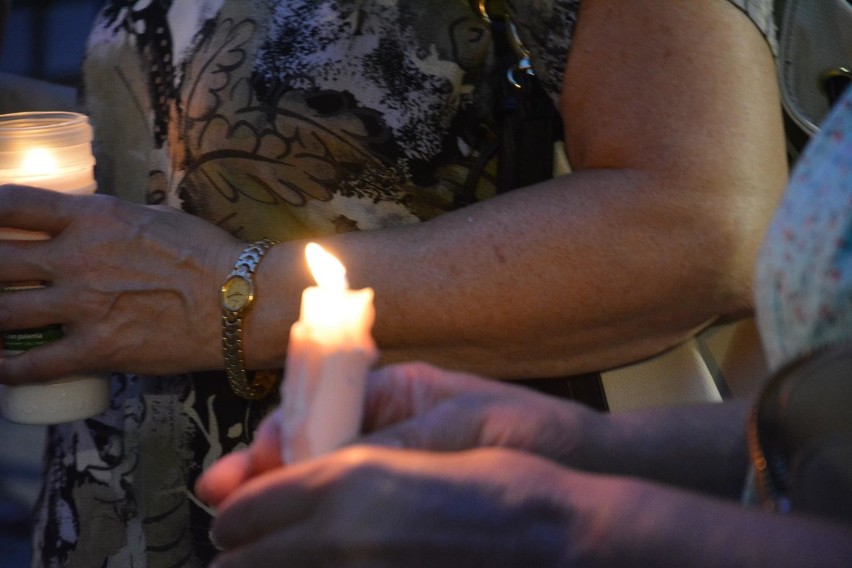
200, 445, 852, 568
364, 171, 758, 377
353, 363, 749, 497
568, 399, 751, 498
577, 473, 852, 568
243, 0, 787, 378
246, 164, 772, 378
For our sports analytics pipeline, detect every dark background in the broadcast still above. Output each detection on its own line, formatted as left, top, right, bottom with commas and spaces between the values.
1, 0, 102, 85
0, 2, 103, 566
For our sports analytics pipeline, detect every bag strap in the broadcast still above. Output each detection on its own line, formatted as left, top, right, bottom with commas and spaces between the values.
478, 4, 607, 411
487, 8, 562, 193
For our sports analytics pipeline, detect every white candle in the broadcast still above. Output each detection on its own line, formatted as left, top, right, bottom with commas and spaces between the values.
0, 112, 109, 424
280, 243, 377, 463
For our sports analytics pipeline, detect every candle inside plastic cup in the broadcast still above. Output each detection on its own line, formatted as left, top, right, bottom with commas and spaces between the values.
0, 111, 109, 424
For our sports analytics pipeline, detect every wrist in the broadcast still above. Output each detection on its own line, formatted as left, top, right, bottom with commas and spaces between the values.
239, 242, 309, 367
219, 239, 280, 399
561, 403, 615, 473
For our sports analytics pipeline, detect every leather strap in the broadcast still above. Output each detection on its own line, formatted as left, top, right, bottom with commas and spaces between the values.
488, 10, 607, 411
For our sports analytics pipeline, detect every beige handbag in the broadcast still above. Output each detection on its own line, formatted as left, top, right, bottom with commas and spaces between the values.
777, 0, 852, 137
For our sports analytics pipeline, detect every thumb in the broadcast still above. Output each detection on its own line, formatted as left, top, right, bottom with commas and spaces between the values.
195, 412, 285, 507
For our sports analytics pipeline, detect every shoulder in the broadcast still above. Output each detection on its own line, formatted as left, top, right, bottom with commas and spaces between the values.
725, 0, 778, 56
507, 0, 777, 100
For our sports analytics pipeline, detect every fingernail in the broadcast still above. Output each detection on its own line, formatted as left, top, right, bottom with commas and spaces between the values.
209, 529, 225, 552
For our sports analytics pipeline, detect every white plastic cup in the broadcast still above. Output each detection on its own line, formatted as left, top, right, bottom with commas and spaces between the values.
0, 111, 109, 424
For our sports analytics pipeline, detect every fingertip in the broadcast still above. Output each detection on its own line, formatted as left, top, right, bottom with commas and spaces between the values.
208, 528, 225, 552
250, 412, 284, 472
196, 451, 253, 507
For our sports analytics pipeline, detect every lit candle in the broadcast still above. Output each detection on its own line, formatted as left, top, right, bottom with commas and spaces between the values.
0, 111, 109, 424
279, 243, 377, 463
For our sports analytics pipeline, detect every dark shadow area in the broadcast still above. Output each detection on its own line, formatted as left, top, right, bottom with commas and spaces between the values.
0, 0, 102, 86
0, 3, 103, 565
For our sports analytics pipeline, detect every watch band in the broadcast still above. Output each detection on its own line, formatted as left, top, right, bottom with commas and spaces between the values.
221, 239, 279, 399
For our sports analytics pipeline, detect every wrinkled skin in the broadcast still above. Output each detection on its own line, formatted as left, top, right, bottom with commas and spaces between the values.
0, 186, 244, 382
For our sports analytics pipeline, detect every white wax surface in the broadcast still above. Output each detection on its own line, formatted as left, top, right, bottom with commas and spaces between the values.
280, 284, 377, 463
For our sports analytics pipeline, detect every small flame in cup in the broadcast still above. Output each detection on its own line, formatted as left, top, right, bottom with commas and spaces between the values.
21, 148, 59, 176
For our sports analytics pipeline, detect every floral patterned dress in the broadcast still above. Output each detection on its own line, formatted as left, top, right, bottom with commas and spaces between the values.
756, 88, 852, 371
31, 1, 775, 566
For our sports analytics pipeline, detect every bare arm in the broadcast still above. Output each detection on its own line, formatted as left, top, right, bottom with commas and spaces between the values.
575, 468, 852, 568
361, 363, 752, 497
247, 0, 788, 377
586, 398, 751, 497
198, 363, 751, 501
200, 446, 852, 568
0, 0, 786, 384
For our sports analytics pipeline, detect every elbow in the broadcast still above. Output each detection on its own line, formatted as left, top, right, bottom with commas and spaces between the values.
668, 166, 787, 326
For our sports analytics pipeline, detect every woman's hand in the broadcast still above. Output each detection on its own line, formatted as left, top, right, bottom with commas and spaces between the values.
205, 446, 595, 568
202, 442, 852, 568
360, 362, 604, 458
196, 362, 606, 505
197, 361, 754, 506
0, 184, 244, 383
201, 443, 852, 568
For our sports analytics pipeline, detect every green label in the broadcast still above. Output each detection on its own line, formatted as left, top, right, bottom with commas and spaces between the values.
0, 325, 63, 353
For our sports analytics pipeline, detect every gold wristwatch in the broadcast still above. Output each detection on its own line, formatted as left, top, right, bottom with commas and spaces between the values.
221, 239, 279, 400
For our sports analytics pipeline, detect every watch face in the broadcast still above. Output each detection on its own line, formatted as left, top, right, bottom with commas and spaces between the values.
222, 275, 253, 311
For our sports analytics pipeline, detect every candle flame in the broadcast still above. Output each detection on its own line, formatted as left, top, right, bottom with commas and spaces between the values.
305, 242, 349, 291
20, 148, 59, 176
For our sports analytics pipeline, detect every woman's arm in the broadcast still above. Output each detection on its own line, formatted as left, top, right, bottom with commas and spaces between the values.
200, 446, 852, 568
248, 0, 789, 377
0, 0, 786, 384
197, 362, 751, 501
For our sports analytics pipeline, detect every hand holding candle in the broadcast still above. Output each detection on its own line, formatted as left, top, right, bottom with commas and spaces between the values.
0, 111, 108, 424
279, 243, 377, 463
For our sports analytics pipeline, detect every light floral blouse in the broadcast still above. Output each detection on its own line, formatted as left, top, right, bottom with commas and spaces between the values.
756, 88, 852, 371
